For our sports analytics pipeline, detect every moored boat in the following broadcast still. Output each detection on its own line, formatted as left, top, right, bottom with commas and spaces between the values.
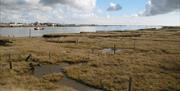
34, 27, 44, 30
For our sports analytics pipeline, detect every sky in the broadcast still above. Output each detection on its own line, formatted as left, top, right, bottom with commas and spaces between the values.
0, 0, 180, 26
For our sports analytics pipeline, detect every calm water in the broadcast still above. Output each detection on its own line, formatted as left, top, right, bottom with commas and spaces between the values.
0, 26, 161, 37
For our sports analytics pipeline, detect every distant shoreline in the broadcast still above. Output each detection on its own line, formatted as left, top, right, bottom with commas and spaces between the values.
0, 24, 97, 28
1, 24, 180, 29
0, 24, 164, 28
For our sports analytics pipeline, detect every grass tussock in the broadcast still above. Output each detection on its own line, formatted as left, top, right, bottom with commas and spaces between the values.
0, 38, 13, 46
43, 73, 64, 82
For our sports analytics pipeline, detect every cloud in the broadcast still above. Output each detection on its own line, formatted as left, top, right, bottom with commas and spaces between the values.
0, 0, 96, 23
107, 3, 122, 11
0, 0, 55, 22
0, 0, 179, 26
39, 0, 96, 12
140, 0, 180, 16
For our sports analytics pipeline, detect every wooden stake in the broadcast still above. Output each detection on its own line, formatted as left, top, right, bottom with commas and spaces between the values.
113, 44, 116, 54
76, 39, 79, 45
128, 77, 132, 91
49, 51, 51, 61
25, 54, 32, 61
133, 39, 136, 50
8, 53, 12, 69
9, 61, 12, 69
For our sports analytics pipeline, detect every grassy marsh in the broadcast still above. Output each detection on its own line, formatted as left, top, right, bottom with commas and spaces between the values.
0, 27, 180, 91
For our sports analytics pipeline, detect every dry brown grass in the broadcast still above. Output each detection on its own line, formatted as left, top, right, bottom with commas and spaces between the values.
43, 73, 64, 82
0, 86, 76, 91
0, 27, 180, 91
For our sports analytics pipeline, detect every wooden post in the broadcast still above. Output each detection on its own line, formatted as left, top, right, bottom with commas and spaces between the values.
128, 77, 132, 91
49, 51, 51, 61
8, 53, 12, 69
76, 39, 79, 45
133, 39, 136, 50
25, 54, 32, 61
9, 61, 12, 69
113, 44, 116, 54
29, 29, 31, 38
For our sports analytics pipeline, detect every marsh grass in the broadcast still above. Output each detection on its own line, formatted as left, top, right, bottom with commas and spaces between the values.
43, 73, 64, 82
0, 27, 180, 91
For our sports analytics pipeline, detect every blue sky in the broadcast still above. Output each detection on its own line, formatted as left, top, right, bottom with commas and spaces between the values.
97, 0, 147, 17
0, 0, 180, 25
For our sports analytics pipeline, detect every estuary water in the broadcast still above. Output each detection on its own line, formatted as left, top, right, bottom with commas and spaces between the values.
0, 25, 161, 37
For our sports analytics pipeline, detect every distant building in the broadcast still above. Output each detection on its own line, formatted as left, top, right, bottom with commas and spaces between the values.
9, 23, 24, 27
0, 23, 9, 27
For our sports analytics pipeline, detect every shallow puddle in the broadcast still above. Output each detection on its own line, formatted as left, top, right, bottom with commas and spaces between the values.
102, 48, 122, 54
34, 63, 102, 91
